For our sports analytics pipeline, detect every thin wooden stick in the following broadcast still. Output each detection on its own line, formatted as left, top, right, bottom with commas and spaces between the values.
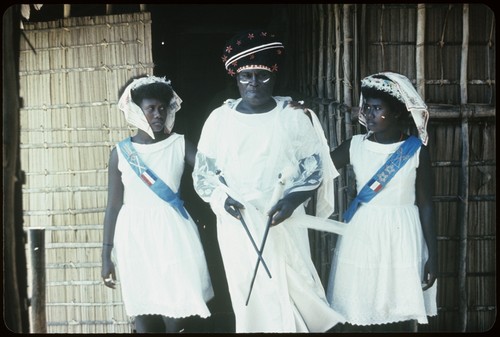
246, 216, 273, 306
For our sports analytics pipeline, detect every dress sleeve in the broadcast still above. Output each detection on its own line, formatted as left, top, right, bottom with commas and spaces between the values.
281, 105, 339, 218
192, 109, 221, 203
192, 151, 222, 203
281, 107, 325, 196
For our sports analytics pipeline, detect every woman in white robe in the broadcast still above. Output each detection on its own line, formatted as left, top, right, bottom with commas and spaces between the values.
192, 29, 344, 333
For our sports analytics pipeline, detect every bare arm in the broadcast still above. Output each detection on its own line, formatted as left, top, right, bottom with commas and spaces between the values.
184, 138, 197, 168
101, 147, 124, 288
416, 145, 438, 290
330, 138, 352, 170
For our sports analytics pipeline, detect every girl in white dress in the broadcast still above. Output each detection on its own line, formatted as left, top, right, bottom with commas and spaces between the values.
326, 72, 438, 332
101, 76, 213, 333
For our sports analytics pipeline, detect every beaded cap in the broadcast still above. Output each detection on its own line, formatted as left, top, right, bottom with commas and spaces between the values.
221, 29, 285, 77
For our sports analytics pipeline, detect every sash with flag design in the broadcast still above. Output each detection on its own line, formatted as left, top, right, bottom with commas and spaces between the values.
118, 138, 189, 219
343, 135, 422, 223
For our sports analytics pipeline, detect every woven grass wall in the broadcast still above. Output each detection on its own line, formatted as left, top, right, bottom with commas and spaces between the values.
19, 11, 154, 333
285, 3, 495, 332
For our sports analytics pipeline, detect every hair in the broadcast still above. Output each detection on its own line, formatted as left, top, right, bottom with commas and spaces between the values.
361, 75, 410, 126
130, 82, 174, 106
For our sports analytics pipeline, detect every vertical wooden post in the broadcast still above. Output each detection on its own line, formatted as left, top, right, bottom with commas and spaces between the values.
359, 4, 367, 79
3, 5, 30, 333
334, 4, 341, 101
352, 4, 359, 103
317, 4, 325, 105
63, 4, 71, 18
326, 4, 334, 102
29, 228, 46, 333
458, 3, 469, 332
343, 4, 353, 140
326, 4, 336, 150
460, 4, 469, 105
416, 4, 426, 100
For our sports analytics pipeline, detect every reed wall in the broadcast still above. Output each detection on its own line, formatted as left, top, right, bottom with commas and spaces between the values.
285, 3, 495, 332
19, 11, 154, 333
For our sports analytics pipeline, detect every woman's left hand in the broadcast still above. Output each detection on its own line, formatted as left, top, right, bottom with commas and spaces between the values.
267, 191, 312, 226
421, 259, 438, 291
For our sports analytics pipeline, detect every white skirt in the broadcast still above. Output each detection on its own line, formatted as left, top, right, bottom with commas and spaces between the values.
326, 203, 437, 325
114, 203, 213, 318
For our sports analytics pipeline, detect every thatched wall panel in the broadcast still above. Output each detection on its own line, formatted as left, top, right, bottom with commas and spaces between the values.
438, 238, 459, 275
435, 200, 459, 234
433, 166, 461, 196
465, 276, 496, 331
289, 3, 495, 331
438, 274, 459, 306
20, 11, 153, 332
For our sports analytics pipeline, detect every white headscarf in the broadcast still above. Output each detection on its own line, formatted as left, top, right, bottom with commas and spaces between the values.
117, 75, 183, 139
358, 72, 429, 145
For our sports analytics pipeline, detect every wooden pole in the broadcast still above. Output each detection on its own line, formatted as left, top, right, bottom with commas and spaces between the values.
326, 4, 336, 150
343, 4, 353, 140
318, 4, 325, 122
458, 109, 470, 332
460, 4, 469, 105
416, 4, 426, 100
360, 4, 367, 79
29, 228, 46, 333
63, 4, 71, 18
312, 5, 318, 99
458, 4, 470, 332
3, 5, 30, 333
318, 3, 325, 98
352, 4, 359, 105
326, 4, 334, 101
334, 5, 341, 101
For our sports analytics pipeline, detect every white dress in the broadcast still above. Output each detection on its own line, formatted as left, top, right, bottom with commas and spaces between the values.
326, 134, 437, 325
193, 97, 345, 332
114, 133, 213, 318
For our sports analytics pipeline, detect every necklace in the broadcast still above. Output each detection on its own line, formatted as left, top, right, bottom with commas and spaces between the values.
373, 132, 403, 143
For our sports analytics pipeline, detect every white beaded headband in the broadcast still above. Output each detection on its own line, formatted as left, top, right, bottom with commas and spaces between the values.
224, 42, 284, 70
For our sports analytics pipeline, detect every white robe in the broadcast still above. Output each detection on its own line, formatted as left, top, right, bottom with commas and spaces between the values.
193, 97, 345, 332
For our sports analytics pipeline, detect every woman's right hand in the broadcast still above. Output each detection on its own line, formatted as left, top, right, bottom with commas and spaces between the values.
101, 257, 117, 289
224, 195, 244, 219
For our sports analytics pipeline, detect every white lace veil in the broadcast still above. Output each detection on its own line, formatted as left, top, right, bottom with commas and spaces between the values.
358, 72, 429, 145
117, 75, 182, 139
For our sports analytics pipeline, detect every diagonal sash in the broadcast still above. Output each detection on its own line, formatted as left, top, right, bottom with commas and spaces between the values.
343, 135, 422, 222
118, 138, 189, 219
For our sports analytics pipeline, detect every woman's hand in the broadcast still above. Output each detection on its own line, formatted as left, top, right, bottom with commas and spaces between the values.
288, 100, 307, 110
421, 258, 438, 291
224, 195, 245, 219
267, 191, 313, 226
101, 255, 117, 289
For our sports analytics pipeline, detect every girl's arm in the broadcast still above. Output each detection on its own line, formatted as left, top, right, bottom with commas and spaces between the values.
330, 138, 352, 170
184, 138, 197, 168
101, 148, 124, 288
416, 145, 438, 290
